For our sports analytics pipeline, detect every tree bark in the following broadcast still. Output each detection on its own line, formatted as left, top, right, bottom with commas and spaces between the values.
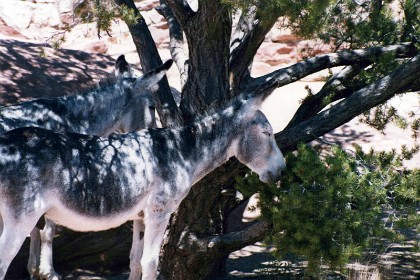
115, 0, 184, 127
168, 0, 232, 120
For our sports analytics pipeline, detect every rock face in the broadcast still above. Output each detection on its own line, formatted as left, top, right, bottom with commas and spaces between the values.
0, 40, 115, 105
0, 0, 332, 70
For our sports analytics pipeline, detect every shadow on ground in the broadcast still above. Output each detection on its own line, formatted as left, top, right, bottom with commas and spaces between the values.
0, 39, 114, 105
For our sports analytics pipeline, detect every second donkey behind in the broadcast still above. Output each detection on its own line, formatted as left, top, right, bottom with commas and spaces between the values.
0, 55, 173, 279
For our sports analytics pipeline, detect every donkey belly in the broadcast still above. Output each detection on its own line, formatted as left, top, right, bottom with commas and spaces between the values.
45, 199, 147, 232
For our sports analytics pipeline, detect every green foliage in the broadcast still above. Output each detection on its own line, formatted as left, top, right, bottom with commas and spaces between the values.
236, 144, 419, 277
74, 0, 140, 38
401, 0, 420, 42
281, 0, 414, 48
340, 52, 418, 137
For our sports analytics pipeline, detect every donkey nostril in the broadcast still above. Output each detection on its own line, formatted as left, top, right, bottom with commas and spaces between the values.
278, 166, 286, 177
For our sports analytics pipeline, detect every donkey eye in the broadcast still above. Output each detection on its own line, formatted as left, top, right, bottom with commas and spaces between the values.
263, 131, 271, 137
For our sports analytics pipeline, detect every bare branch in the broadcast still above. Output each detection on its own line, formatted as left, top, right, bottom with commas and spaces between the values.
247, 43, 418, 99
114, 0, 184, 127
275, 54, 420, 152
158, 0, 188, 88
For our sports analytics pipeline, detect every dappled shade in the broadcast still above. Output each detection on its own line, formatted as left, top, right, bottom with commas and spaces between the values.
0, 39, 115, 105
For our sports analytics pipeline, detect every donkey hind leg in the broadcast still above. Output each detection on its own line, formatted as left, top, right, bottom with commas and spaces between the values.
0, 215, 38, 280
38, 218, 61, 280
129, 220, 145, 280
27, 227, 41, 279
138, 212, 171, 280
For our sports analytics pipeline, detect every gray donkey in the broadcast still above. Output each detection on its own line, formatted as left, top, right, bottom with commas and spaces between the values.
0, 56, 173, 280
0, 55, 165, 137
0, 94, 286, 280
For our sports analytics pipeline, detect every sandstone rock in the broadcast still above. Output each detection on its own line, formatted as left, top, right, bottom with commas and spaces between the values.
0, 1, 33, 29
270, 28, 301, 44
136, 0, 159, 11
0, 39, 114, 105
58, 0, 74, 13
153, 21, 169, 30
297, 40, 332, 58
256, 42, 295, 66
0, 18, 27, 39
149, 26, 169, 47
31, 3, 62, 28
83, 41, 109, 54
145, 8, 164, 24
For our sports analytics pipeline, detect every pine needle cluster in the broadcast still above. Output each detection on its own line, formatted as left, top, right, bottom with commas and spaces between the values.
236, 144, 419, 277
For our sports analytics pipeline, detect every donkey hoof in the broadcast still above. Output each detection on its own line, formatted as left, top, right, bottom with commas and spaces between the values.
39, 272, 62, 280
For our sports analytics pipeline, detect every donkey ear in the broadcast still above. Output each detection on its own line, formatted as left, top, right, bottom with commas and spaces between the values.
115, 55, 132, 78
237, 92, 267, 119
135, 59, 174, 91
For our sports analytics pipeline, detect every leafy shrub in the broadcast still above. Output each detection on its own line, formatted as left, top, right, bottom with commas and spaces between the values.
236, 144, 419, 277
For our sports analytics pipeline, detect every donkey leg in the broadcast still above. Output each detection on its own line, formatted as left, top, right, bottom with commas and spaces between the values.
27, 227, 41, 279
0, 217, 35, 280
39, 218, 61, 280
129, 220, 145, 280
139, 212, 171, 280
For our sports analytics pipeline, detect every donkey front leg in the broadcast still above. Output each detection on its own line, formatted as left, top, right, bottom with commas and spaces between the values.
39, 218, 61, 280
0, 216, 37, 280
129, 220, 145, 280
137, 212, 171, 280
27, 227, 41, 279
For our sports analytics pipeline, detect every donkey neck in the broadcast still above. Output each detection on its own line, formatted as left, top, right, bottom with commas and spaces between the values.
63, 80, 134, 135
149, 111, 241, 185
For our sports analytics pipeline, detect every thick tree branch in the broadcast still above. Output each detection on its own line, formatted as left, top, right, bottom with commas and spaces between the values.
114, 0, 184, 127
166, 0, 195, 27
247, 43, 418, 99
230, 6, 280, 93
276, 54, 420, 152
176, 221, 271, 254
158, 0, 188, 88
286, 64, 369, 129
208, 221, 271, 253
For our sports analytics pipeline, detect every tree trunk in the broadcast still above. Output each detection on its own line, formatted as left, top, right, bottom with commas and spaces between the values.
159, 161, 240, 279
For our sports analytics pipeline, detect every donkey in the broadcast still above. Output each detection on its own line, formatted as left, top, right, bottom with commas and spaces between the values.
0, 94, 286, 280
0, 54, 167, 136
0, 56, 173, 280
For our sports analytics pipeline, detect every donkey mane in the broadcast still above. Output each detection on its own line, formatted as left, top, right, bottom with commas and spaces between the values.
183, 94, 255, 132
57, 76, 139, 115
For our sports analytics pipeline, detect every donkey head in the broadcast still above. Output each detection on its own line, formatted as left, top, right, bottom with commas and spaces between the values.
234, 100, 286, 183
115, 58, 173, 132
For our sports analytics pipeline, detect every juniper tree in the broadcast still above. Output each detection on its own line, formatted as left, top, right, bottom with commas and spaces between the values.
8, 0, 420, 279
236, 144, 419, 277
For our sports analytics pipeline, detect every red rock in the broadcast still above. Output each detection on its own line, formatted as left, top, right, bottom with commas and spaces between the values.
83, 41, 109, 54
256, 43, 295, 65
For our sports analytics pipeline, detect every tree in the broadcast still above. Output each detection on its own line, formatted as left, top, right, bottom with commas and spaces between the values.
8, 0, 420, 279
